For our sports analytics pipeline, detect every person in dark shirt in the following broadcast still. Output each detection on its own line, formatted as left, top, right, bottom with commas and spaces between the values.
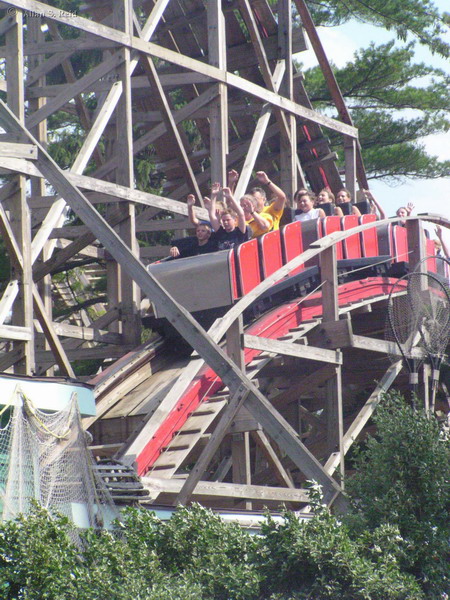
169, 222, 218, 259
207, 183, 250, 250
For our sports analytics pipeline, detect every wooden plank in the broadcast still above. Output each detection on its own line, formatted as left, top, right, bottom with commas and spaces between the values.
0, 347, 25, 371
32, 285, 75, 377
49, 322, 122, 344
0, 142, 37, 159
6, 9, 34, 374
244, 334, 342, 365
352, 334, 424, 358
324, 360, 403, 475
26, 50, 126, 130
142, 475, 310, 503
0, 324, 32, 341
231, 430, 252, 509
207, 0, 228, 184
0, 280, 19, 325
252, 429, 294, 488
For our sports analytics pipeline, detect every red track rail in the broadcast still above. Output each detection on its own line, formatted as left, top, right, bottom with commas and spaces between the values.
136, 276, 396, 475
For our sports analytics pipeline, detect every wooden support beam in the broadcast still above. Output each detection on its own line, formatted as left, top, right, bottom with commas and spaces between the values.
6, 8, 34, 374
278, 0, 298, 196
293, 0, 368, 188
0, 280, 19, 325
252, 429, 294, 488
324, 360, 403, 475
5, 0, 358, 137
177, 385, 251, 506
207, 0, 227, 185
32, 285, 75, 377
141, 475, 310, 503
139, 49, 203, 203
233, 61, 285, 200
0, 142, 37, 159
320, 244, 344, 479
0, 324, 32, 341
244, 334, 342, 364
48, 322, 123, 344
232, 431, 252, 509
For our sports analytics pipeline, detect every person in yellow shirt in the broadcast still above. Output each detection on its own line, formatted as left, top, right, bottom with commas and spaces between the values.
227, 169, 287, 231
240, 194, 274, 238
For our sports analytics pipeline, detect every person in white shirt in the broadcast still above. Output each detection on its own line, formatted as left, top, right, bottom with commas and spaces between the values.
294, 189, 325, 221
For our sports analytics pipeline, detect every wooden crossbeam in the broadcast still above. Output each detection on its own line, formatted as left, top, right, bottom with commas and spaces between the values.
4, 0, 358, 137
244, 335, 342, 365
141, 475, 310, 503
0, 98, 346, 509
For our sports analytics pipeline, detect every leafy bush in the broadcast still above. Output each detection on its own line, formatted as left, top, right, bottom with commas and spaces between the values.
345, 392, 450, 597
0, 393, 447, 600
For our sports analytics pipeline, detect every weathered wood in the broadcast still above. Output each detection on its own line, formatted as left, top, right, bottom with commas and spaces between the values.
176, 384, 251, 505
32, 285, 75, 377
207, 0, 228, 184
324, 360, 403, 475
6, 9, 34, 374
0, 142, 37, 159
0, 280, 19, 325
0, 324, 32, 341
142, 475, 310, 503
244, 334, 342, 365
252, 429, 294, 488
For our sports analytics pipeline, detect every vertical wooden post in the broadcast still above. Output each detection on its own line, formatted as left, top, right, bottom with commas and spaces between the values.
28, 15, 53, 375
6, 10, 34, 374
320, 245, 345, 483
278, 0, 297, 199
208, 0, 227, 185
113, 0, 141, 346
227, 316, 252, 509
344, 136, 356, 199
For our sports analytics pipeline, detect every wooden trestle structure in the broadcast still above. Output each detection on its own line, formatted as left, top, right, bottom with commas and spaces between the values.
0, 0, 448, 511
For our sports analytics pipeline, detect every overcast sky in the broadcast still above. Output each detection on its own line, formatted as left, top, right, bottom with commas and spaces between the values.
297, 0, 450, 242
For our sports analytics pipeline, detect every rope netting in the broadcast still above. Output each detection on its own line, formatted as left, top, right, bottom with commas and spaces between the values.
0, 387, 118, 528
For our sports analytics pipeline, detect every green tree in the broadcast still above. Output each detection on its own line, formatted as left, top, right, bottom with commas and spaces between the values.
301, 39, 450, 182
303, 0, 449, 58
345, 392, 450, 597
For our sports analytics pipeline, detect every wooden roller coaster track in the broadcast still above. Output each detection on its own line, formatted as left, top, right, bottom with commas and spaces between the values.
0, 0, 448, 511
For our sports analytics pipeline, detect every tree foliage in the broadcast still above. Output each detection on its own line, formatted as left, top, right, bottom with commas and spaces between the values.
304, 0, 450, 58
2, 393, 449, 599
345, 393, 450, 597
302, 41, 450, 181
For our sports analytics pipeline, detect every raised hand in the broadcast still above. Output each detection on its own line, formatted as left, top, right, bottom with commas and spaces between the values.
406, 202, 415, 215
186, 194, 195, 207
228, 169, 239, 185
256, 171, 270, 185
221, 186, 232, 200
